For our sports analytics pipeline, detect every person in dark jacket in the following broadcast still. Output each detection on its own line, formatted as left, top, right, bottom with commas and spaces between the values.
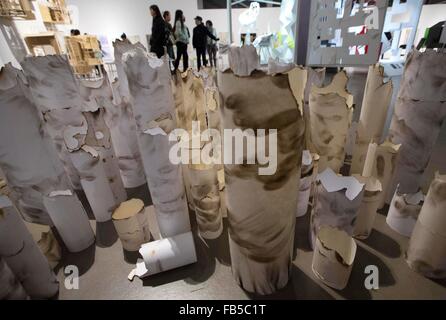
163, 10, 175, 69
192, 16, 219, 70
149, 5, 166, 58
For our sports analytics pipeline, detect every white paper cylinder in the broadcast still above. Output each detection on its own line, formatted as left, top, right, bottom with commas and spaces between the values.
0, 258, 28, 300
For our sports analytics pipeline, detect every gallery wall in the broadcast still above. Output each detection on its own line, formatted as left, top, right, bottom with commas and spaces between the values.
415, 4, 446, 45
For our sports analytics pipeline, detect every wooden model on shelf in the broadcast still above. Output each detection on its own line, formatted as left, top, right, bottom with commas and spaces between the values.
24, 32, 62, 56
39, 0, 70, 24
0, 0, 34, 19
65, 35, 103, 75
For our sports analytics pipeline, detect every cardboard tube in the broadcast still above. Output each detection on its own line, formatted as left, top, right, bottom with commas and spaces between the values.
309, 71, 354, 173
0, 258, 28, 300
218, 57, 305, 295
386, 187, 424, 238
312, 226, 357, 290
0, 198, 59, 299
128, 231, 198, 279
311, 169, 365, 249
351, 64, 393, 175
124, 49, 192, 238
304, 68, 326, 151
407, 173, 446, 278
362, 142, 378, 178
388, 50, 446, 195
112, 199, 151, 252
297, 151, 315, 218
189, 165, 223, 239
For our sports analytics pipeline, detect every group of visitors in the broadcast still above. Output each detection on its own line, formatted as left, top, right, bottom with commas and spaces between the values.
149, 5, 219, 72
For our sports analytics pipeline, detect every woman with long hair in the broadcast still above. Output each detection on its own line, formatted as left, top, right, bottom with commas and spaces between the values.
173, 10, 189, 72
149, 5, 166, 58
206, 20, 218, 68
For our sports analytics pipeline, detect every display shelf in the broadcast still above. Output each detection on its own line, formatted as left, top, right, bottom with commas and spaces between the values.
65, 35, 103, 75
24, 32, 62, 56
0, 0, 34, 19
39, 0, 70, 24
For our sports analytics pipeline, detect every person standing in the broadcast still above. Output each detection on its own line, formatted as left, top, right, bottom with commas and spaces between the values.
173, 10, 190, 72
163, 10, 175, 68
206, 20, 218, 68
193, 16, 219, 71
149, 5, 166, 58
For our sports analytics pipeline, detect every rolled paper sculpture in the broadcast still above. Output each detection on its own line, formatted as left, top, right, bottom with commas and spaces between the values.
228, 45, 260, 77
112, 199, 151, 252
297, 150, 315, 218
128, 232, 198, 280
218, 46, 305, 295
83, 75, 146, 189
0, 196, 59, 299
309, 71, 354, 173
37, 231, 62, 270
312, 226, 357, 290
386, 187, 424, 238
374, 141, 401, 209
189, 164, 223, 239
123, 49, 192, 238
0, 64, 94, 252
311, 168, 365, 249
351, 64, 393, 175
388, 50, 446, 195
22, 55, 126, 224
304, 68, 326, 151
352, 143, 383, 239
407, 173, 446, 278
0, 257, 29, 300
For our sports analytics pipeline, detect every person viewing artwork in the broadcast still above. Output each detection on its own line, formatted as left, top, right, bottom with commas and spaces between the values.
173, 10, 190, 72
192, 16, 219, 70
163, 10, 176, 69
206, 20, 218, 68
149, 4, 166, 58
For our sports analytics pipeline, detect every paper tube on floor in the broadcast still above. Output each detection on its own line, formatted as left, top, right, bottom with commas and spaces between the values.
387, 187, 424, 238
407, 173, 446, 278
128, 232, 197, 280
351, 64, 393, 175
112, 199, 151, 252
123, 49, 192, 238
388, 50, 446, 196
374, 141, 401, 209
309, 71, 354, 173
189, 164, 223, 239
218, 47, 305, 295
0, 258, 28, 300
312, 226, 357, 290
0, 195, 59, 299
311, 168, 365, 249
0, 64, 94, 252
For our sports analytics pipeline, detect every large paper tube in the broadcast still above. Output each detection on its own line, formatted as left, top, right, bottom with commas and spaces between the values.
312, 226, 357, 290
388, 50, 446, 195
386, 187, 424, 238
0, 258, 28, 300
218, 48, 305, 295
374, 141, 401, 209
123, 49, 191, 238
351, 64, 393, 175
112, 199, 151, 252
309, 71, 354, 173
189, 165, 223, 239
80, 76, 146, 189
406, 173, 446, 278
0, 65, 94, 252
0, 196, 59, 299
43, 192, 95, 253
311, 169, 365, 249
129, 232, 197, 280
304, 68, 326, 151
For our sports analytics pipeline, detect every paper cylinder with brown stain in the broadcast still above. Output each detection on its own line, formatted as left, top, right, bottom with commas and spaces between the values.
0, 257, 28, 300
112, 199, 151, 252
189, 164, 223, 239
407, 173, 446, 278
389, 50, 446, 196
304, 68, 326, 151
312, 226, 357, 290
351, 64, 393, 175
218, 48, 305, 294
0, 199, 59, 299
309, 71, 354, 173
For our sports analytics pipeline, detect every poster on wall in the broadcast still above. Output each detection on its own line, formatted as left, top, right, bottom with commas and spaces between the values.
307, 0, 388, 66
